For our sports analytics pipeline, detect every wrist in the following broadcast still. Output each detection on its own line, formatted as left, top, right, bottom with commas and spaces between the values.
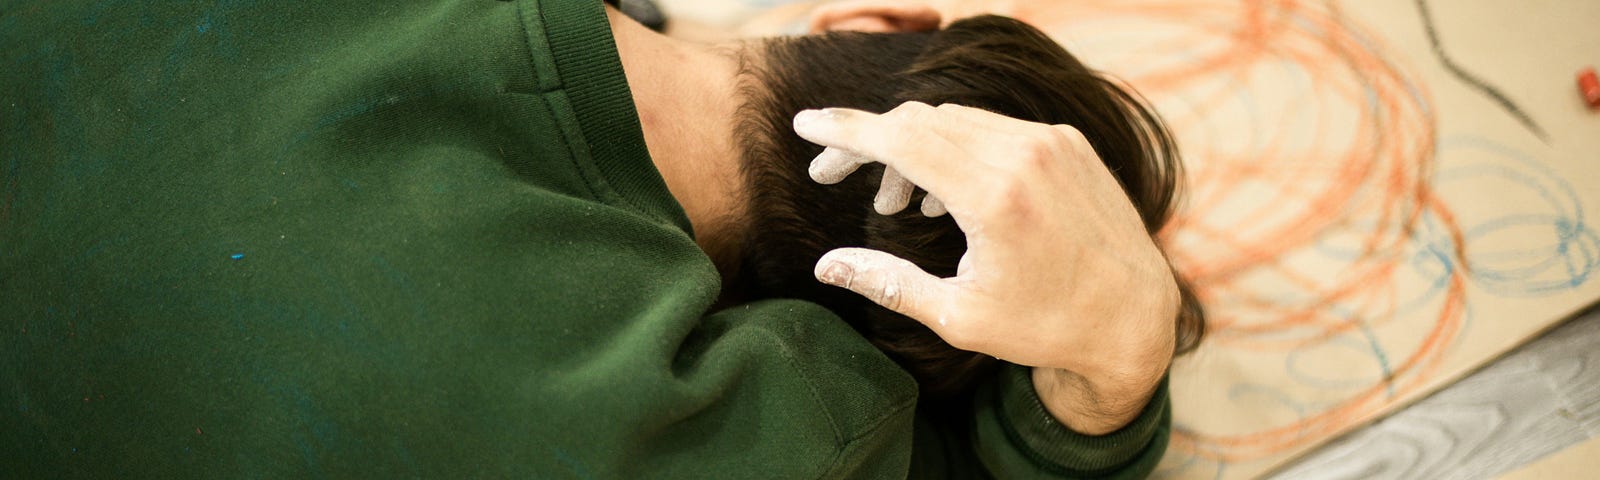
1032, 359, 1165, 434
1036, 251, 1177, 434
996, 365, 1172, 473
1067, 247, 1178, 380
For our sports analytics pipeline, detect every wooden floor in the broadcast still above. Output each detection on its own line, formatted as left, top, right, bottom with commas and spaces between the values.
1269, 305, 1600, 479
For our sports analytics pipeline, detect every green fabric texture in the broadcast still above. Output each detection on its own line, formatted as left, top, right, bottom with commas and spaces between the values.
975, 366, 1171, 479
0, 0, 1168, 477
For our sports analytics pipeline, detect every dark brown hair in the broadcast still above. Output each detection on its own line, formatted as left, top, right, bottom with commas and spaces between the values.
731, 15, 1204, 398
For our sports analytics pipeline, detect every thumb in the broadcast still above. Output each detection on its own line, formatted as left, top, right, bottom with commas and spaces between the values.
815, 247, 949, 320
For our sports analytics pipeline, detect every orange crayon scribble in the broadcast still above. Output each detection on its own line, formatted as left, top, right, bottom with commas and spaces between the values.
993, 0, 1466, 463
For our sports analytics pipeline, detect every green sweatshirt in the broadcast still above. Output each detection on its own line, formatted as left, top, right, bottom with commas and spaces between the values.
0, 1, 1168, 477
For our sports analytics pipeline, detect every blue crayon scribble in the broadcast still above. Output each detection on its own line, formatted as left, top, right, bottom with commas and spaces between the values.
1435, 135, 1599, 296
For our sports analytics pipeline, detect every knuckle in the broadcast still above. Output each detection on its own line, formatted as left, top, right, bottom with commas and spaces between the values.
1051, 124, 1093, 156
1024, 123, 1058, 139
872, 279, 907, 312
887, 101, 935, 120
938, 323, 981, 352
1051, 124, 1088, 144
985, 175, 1034, 217
1015, 136, 1055, 169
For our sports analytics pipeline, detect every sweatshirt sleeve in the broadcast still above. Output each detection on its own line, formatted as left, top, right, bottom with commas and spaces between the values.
0, 1, 935, 477
911, 364, 1172, 479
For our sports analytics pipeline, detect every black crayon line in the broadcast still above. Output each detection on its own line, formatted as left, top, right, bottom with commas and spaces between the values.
1414, 0, 1549, 142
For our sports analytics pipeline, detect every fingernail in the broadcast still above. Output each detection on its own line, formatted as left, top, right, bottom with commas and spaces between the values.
793, 108, 841, 131
921, 195, 947, 217
794, 109, 824, 129
808, 148, 842, 183
874, 195, 899, 215
818, 261, 850, 285
808, 157, 828, 182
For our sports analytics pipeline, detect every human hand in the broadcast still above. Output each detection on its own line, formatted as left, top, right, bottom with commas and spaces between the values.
793, 102, 1178, 434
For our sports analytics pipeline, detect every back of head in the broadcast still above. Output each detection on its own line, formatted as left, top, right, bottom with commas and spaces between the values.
732, 15, 1205, 398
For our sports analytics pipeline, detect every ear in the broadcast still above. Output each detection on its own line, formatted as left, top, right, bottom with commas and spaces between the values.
807, 0, 942, 33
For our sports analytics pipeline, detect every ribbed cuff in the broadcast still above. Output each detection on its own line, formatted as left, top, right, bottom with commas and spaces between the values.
992, 364, 1170, 476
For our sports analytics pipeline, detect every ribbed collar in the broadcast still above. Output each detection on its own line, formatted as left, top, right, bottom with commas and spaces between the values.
528, 0, 693, 234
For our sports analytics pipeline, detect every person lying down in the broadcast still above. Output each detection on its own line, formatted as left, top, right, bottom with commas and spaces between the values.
2, 0, 1203, 477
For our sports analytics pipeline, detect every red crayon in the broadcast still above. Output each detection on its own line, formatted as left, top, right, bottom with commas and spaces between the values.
1581, 67, 1600, 109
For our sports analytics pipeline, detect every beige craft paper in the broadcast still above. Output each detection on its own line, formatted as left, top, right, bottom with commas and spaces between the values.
1041, 2, 1600, 477
1496, 435, 1600, 480
659, 0, 1600, 477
